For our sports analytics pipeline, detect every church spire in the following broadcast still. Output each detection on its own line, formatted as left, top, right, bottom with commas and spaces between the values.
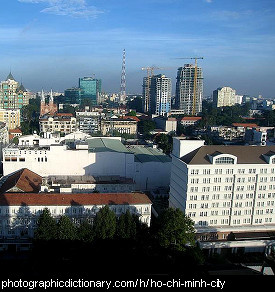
41, 89, 45, 103
49, 89, 54, 103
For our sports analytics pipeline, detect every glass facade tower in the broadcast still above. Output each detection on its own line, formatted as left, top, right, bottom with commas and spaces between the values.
79, 77, 102, 106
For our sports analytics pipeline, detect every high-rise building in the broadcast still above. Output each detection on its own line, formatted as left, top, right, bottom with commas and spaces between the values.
150, 74, 172, 116
213, 86, 236, 107
64, 87, 81, 104
175, 64, 203, 115
142, 74, 172, 116
169, 137, 275, 248
0, 73, 30, 109
142, 76, 151, 113
0, 109, 20, 130
79, 77, 101, 106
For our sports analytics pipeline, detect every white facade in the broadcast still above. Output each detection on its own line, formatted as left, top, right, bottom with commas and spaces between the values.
213, 87, 236, 108
3, 144, 134, 178
3, 136, 171, 191
169, 137, 275, 234
150, 75, 172, 116
153, 116, 177, 133
0, 193, 152, 238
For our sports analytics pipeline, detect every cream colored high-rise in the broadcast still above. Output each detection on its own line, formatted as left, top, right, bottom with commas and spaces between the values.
0, 109, 20, 130
213, 86, 236, 107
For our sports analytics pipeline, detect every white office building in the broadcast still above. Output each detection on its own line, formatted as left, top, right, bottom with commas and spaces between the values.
3, 135, 171, 191
169, 137, 275, 246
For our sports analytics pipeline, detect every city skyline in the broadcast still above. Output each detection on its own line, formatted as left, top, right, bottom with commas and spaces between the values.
0, 0, 275, 98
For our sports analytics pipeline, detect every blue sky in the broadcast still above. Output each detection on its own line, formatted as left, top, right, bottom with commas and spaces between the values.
0, 0, 275, 97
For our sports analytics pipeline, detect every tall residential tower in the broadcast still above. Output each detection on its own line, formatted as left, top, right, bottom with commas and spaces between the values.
150, 74, 172, 116
175, 64, 203, 115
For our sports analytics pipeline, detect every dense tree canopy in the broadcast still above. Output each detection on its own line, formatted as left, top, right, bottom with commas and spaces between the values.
20, 98, 40, 135
198, 101, 250, 128
154, 133, 173, 154
57, 215, 77, 240
34, 208, 58, 241
155, 208, 196, 251
93, 206, 117, 240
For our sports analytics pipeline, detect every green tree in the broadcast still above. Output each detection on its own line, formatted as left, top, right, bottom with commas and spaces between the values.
34, 208, 58, 240
20, 98, 40, 135
57, 215, 77, 240
155, 133, 173, 154
127, 96, 143, 113
93, 206, 117, 240
155, 208, 196, 251
138, 120, 156, 135
116, 210, 136, 239
127, 110, 137, 116
77, 219, 94, 242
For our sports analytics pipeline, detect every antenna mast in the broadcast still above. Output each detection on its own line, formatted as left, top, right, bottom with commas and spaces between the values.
120, 49, 126, 103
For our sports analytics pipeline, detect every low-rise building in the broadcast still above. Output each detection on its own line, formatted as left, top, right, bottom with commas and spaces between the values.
75, 110, 102, 134
9, 128, 22, 142
3, 136, 171, 191
180, 116, 202, 127
153, 116, 177, 133
40, 175, 135, 193
0, 192, 152, 239
101, 116, 139, 136
39, 113, 77, 134
245, 127, 267, 146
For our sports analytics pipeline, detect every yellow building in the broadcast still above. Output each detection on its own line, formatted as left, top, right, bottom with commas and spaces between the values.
0, 109, 20, 130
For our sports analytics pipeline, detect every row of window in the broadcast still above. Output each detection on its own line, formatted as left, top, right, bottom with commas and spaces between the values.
190, 176, 275, 184
190, 168, 275, 175
196, 217, 273, 226
0, 206, 150, 215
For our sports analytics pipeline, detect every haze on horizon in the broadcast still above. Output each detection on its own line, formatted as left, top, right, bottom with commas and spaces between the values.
1, 0, 275, 98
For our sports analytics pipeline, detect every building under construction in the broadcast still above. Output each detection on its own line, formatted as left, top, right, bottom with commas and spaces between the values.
175, 63, 203, 116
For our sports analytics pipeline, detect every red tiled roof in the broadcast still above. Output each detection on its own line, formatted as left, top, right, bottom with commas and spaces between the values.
232, 123, 258, 128
0, 168, 42, 194
181, 117, 202, 121
9, 128, 22, 134
120, 116, 140, 122
55, 113, 73, 117
0, 192, 152, 206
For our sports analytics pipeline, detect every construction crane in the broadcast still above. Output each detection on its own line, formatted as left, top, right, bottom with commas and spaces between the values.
175, 57, 203, 116
141, 66, 172, 112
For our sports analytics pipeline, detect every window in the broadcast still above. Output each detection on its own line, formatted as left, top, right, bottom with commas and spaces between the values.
215, 157, 234, 164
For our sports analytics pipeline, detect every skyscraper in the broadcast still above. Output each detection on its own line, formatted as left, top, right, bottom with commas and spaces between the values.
150, 74, 172, 116
0, 73, 30, 109
79, 77, 101, 106
142, 76, 152, 113
175, 64, 203, 115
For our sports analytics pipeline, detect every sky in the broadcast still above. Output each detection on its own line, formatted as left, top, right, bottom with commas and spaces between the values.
0, 0, 275, 97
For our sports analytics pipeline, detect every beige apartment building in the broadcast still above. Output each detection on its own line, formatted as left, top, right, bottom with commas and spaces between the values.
0, 109, 20, 130
101, 116, 139, 136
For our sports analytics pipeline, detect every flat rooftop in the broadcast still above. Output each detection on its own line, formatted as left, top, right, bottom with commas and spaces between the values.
128, 146, 171, 163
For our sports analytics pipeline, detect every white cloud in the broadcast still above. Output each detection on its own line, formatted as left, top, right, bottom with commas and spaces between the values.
205, 0, 213, 3
18, 0, 104, 19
